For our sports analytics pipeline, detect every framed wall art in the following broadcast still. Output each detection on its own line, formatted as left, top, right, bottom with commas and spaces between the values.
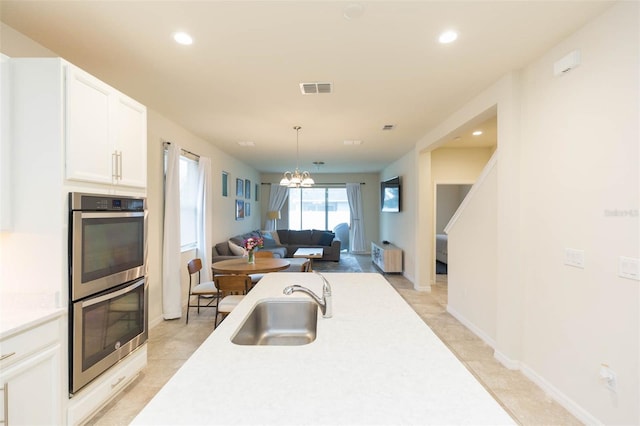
235, 199, 245, 220
245, 202, 250, 217
222, 171, 228, 197
255, 183, 259, 201
245, 179, 251, 199
236, 178, 244, 197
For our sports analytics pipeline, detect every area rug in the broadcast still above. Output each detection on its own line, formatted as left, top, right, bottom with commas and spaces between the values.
313, 255, 362, 273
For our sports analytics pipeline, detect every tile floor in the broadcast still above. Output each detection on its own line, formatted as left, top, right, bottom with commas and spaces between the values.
86, 255, 581, 425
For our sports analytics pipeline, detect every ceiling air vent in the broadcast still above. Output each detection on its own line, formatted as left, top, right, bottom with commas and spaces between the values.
382, 124, 395, 131
300, 82, 332, 95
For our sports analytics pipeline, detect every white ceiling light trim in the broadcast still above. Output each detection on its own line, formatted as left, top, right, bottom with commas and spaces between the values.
173, 32, 193, 45
438, 30, 458, 44
280, 126, 315, 188
343, 3, 365, 20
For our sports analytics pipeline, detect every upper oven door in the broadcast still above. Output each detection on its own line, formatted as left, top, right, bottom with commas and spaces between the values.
70, 210, 147, 301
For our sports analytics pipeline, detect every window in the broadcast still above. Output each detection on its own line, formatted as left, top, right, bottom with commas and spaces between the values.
288, 187, 350, 230
179, 156, 199, 250
164, 149, 199, 250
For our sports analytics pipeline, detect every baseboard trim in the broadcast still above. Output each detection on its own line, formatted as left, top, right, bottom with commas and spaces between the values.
446, 304, 497, 349
446, 305, 601, 425
149, 314, 164, 329
519, 363, 601, 425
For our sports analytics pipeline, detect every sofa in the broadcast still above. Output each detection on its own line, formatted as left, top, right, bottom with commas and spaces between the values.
212, 229, 341, 263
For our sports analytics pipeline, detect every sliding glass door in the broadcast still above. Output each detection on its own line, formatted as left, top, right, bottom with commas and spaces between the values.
288, 187, 350, 230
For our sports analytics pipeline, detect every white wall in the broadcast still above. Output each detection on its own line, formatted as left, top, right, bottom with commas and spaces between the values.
447, 163, 498, 346
419, 3, 639, 424
380, 150, 416, 283
436, 184, 471, 233
517, 3, 638, 423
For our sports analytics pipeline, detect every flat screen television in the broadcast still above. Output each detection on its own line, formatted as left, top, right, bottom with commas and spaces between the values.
380, 176, 401, 212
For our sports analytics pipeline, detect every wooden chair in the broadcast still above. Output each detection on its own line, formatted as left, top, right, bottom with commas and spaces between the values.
214, 274, 251, 327
186, 258, 219, 324
301, 258, 311, 272
250, 251, 274, 286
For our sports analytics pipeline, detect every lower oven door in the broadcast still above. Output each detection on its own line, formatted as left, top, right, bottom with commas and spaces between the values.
70, 277, 148, 394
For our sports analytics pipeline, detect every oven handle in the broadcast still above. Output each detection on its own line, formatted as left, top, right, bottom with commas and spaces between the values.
76, 211, 145, 219
82, 278, 145, 308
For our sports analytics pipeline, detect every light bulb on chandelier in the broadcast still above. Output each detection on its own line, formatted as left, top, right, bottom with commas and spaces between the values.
279, 126, 315, 188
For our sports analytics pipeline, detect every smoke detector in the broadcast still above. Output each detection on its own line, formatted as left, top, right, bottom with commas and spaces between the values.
300, 82, 333, 95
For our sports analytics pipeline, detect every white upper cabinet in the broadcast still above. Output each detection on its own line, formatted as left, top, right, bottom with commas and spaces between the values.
66, 66, 112, 185
113, 95, 147, 188
0, 54, 12, 230
65, 64, 147, 188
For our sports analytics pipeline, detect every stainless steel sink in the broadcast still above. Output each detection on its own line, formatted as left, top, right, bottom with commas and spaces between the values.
231, 300, 318, 346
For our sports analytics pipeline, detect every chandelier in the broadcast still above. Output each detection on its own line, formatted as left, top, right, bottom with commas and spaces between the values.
279, 126, 315, 188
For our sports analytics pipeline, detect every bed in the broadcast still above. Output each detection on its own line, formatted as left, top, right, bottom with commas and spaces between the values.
436, 234, 448, 264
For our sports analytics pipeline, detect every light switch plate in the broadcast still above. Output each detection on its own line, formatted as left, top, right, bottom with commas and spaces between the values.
564, 248, 585, 268
619, 256, 639, 281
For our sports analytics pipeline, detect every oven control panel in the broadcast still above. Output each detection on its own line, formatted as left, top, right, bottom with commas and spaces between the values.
70, 193, 146, 212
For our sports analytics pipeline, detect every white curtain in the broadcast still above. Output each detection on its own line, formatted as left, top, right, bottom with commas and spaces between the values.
346, 183, 366, 253
162, 143, 182, 319
265, 184, 289, 230
196, 157, 212, 282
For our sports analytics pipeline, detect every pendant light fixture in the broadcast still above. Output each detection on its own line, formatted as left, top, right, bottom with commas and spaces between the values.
279, 126, 314, 188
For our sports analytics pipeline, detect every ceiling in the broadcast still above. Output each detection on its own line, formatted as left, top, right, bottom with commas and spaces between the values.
0, 1, 612, 173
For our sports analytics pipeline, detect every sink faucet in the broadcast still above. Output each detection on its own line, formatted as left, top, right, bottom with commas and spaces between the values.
283, 271, 332, 318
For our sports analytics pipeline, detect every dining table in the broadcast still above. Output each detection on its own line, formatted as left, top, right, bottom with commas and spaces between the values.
211, 258, 291, 275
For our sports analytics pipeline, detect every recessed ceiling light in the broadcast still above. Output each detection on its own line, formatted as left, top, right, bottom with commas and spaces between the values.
472, 130, 483, 136
343, 3, 365, 20
173, 32, 193, 45
438, 30, 458, 44
237, 141, 255, 147
343, 140, 363, 145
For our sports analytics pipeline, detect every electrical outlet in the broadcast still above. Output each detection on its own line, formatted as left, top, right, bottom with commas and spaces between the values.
600, 364, 617, 393
619, 256, 639, 281
564, 248, 585, 268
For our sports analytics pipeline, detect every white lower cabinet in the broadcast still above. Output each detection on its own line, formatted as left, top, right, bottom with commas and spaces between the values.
0, 316, 63, 425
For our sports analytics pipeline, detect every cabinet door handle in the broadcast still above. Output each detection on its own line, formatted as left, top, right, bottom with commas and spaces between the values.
117, 151, 123, 180
112, 151, 118, 181
111, 375, 126, 389
0, 352, 15, 362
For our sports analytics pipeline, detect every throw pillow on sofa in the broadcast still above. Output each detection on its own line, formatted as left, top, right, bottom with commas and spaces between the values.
228, 240, 245, 256
318, 231, 335, 246
260, 232, 278, 248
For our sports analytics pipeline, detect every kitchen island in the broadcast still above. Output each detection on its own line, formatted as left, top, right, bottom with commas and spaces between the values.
132, 273, 514, 425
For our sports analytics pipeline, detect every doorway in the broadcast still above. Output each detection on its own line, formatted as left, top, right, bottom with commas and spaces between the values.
435, 184, 472, 275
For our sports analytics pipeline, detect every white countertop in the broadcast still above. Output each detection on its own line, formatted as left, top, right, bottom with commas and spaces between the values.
133, 273, 514, 425
0, 293, 64, 340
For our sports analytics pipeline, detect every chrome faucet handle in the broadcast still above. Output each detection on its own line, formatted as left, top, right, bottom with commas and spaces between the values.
282, 272, 333, 318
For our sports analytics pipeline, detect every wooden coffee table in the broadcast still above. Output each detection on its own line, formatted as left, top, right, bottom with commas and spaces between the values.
293, 248, 324, 271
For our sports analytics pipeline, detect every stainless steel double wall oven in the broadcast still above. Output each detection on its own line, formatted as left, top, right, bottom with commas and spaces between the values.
68, 192, 148, 395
